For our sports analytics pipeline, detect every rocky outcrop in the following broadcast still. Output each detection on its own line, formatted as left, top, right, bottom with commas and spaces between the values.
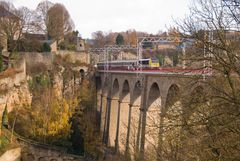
0, 59, 32, 114
19, 138, 84, 161
0, 148, 21, 161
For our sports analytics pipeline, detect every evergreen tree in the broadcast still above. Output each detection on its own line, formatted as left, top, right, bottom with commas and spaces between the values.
42, 42, 51, 52
116, 33, 124, 45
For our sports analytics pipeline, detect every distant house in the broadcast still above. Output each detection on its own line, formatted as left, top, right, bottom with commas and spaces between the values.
22, 33, 57, 52
76, 37, 86, 51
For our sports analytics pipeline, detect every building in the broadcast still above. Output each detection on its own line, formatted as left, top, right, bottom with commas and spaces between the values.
22, 33, 57, 52
76, 37, 86, 51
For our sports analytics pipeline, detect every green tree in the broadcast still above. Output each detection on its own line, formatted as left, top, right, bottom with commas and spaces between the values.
156, 54, 165, 66
116, 33, 124, 45
41, 42, 51, 52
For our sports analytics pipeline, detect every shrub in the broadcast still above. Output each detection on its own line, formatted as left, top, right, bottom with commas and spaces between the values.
67, 44, 76, 51
156, 54, 165, 66
42, 42, 51, 52
26, 62, 48, 76
59, 41, 67, 50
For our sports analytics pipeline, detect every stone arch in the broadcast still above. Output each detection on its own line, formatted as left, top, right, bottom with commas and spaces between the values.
131, 81, 142, 106
189, 83, 204, 94
186, 85, 205, 115
191, 85, 204, 95
127, 81, 142, 155
96, 76, 102, 92
117, 79, 131, 151
145, 82, 162, 161
108, 78, 120, 147
80, 69, 85, 77
147, 82, 161, 108
160, 84, 182, 161
112, 78, 120, 99
165, 84, 180, 112
121, 80, 130, 102
179, 85, 207, 160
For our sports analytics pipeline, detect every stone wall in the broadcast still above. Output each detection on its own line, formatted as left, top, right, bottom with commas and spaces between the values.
20, 51, 90, 70
21, 52, 54, 70
56, 51, 90, 64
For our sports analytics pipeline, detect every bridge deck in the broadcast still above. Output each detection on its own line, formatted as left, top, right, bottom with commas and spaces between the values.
97, 68, 211, 76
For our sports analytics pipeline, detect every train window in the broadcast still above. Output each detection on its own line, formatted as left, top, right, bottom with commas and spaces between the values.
140, 60, 149, 65
152, 59, 159, 63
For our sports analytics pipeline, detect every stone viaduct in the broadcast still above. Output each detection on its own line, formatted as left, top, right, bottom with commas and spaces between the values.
96, 70, 205, 160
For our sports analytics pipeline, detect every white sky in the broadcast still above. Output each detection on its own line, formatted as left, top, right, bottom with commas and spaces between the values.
9, 0, 191, 38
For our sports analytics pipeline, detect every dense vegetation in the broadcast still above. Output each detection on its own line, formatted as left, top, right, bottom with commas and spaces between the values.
6, 57, 102, 158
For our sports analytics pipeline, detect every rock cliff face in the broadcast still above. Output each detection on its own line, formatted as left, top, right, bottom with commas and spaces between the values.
0, 59, 32, 114
0, 148, 21, 161
0, 56, 87, 115
0, 81, 32, 114
0, 61, 84, 115
52, 66, 82, 98
0, 55, 89, 160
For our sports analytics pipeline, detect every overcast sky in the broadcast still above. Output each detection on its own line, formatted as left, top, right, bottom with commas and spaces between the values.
10, 0, 191, 38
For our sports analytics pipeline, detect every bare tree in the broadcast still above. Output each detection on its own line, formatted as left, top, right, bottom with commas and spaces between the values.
46, 3, 75, 43
35, 0, 54, 34
0, 2, 33, 55
171, 0, 240, 160
91, 31, 106, 48
0, 2, 21, 52
127, 1, 240, 161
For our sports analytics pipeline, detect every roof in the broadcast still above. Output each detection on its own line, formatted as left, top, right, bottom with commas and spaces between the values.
23, 33, 47, 41
22, 33, 56, 45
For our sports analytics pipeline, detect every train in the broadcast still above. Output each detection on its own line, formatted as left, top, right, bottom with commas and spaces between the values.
97, 58, 160, 70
